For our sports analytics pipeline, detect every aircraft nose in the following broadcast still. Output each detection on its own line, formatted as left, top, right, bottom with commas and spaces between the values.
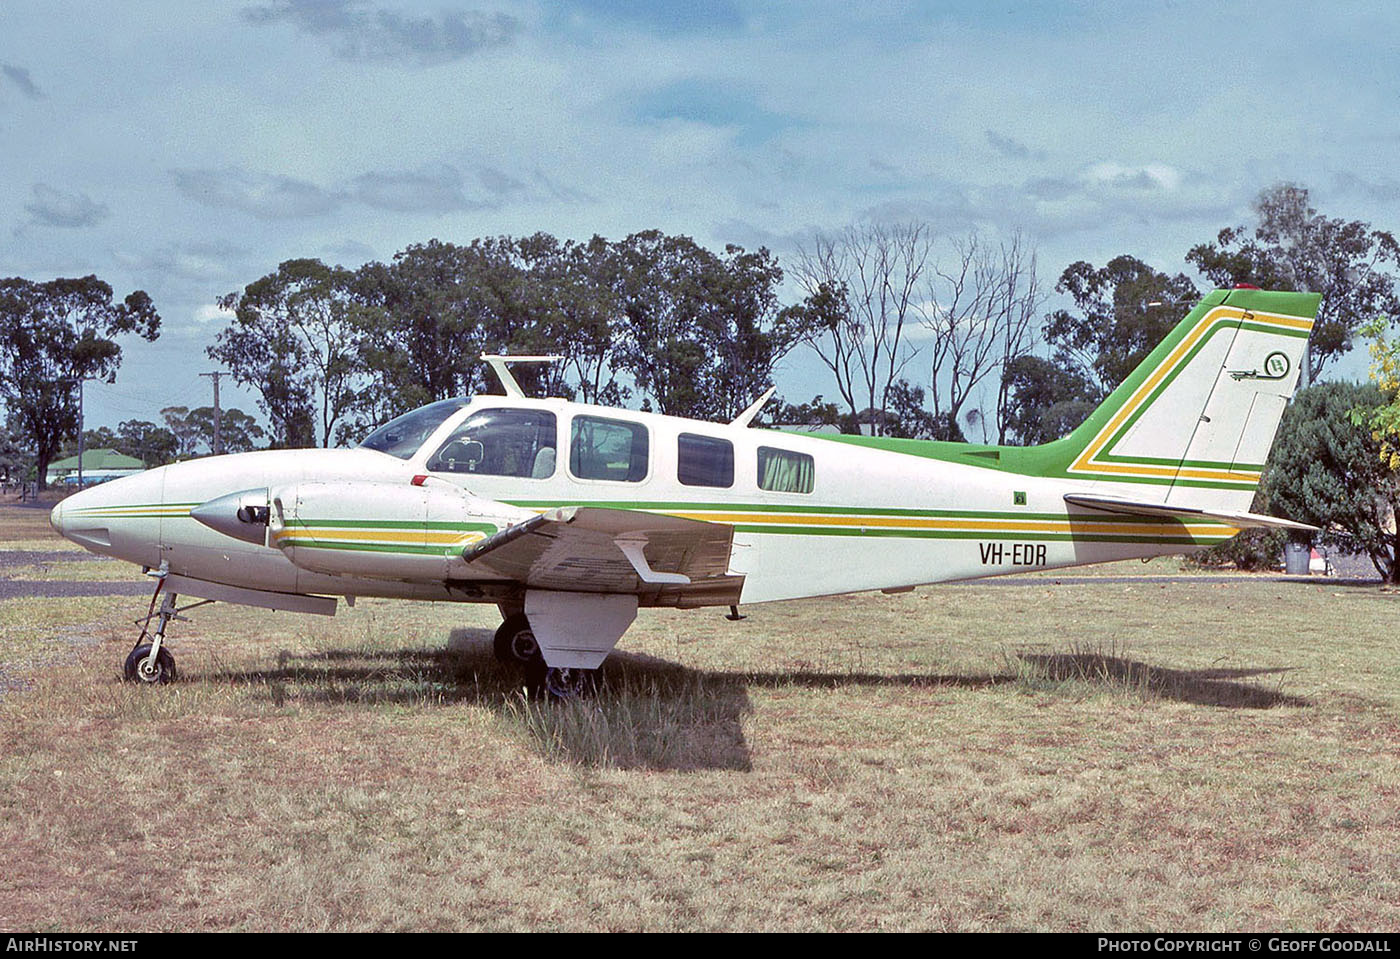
48, 470, 165, 564
49, 482, 110, 549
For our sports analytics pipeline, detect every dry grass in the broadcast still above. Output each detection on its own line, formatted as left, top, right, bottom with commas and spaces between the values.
1, 506, 84, 553
2, 504, 1398, 931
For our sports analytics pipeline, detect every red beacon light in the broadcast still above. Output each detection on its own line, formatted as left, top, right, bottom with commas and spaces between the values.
1233, 283, 1261, 289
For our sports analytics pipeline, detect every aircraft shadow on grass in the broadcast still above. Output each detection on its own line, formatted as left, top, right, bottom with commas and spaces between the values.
715, 654, 1308, 709
1010, 650, 1310, 709
202, 627, 1310, 770
1285, 576, 1389, 590
206, 627, 756, 773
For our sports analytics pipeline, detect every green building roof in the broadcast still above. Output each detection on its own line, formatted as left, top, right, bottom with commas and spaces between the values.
47, 448, 144, 472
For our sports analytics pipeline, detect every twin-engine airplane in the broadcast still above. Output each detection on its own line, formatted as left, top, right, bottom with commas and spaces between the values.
51, 287, 1321, 697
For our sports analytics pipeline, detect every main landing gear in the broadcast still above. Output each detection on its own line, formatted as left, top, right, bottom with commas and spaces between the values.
123, 576, 212, 685
493, 614, 540, 665
492, 612, 596, 700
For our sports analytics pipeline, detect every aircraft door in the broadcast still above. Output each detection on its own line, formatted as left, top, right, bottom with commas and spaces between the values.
425, 409, 559, 485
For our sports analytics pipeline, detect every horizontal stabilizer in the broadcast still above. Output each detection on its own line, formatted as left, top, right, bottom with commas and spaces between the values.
1063, 493, 1319, 533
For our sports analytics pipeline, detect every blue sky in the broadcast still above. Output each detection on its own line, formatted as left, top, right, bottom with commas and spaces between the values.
3, 0, 1399, 432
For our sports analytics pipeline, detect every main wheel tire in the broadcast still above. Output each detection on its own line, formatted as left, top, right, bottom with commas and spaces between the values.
543, 666, 595, 701
493, 614, 541, 665
123, 644, 176, 684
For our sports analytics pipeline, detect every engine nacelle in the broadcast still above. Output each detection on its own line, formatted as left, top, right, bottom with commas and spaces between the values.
268, 480, 535, 581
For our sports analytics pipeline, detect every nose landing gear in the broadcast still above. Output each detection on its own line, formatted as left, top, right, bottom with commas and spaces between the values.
123, 576, 212, 685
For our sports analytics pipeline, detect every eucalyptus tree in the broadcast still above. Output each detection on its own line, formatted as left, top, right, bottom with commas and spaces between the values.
996, 255, 1196, 446
350, 238, 538, 434
211, 259, 367, 448
607, 231, 800, 421
1044, 255, 1199, 400
0, 275, 160, 487
1188, 182, 1400, 383
160, 406, 265, 458
920, 231, 1043, 442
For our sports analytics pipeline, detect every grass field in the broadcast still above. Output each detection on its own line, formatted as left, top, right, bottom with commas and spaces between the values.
1, 504, 1398, 931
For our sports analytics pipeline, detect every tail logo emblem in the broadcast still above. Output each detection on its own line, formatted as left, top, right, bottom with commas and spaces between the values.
1230, 351, 1291, 381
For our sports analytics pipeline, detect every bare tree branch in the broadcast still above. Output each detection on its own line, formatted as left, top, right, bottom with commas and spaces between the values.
791, 223, 932, 434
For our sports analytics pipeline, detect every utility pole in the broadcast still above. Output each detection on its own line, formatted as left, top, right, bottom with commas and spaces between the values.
200, 371, 226, 455
76, 379, 85, 488
71, 377, 97, 488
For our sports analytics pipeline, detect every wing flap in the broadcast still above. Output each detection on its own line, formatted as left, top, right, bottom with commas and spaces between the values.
1063, 493, 1319, 533
462, 506, 743, 602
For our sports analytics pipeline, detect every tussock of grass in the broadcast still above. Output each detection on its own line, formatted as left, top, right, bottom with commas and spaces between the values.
507, 669, 751, 770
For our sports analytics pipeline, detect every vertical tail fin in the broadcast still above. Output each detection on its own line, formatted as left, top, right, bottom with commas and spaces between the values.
1010, 289, 1320, 512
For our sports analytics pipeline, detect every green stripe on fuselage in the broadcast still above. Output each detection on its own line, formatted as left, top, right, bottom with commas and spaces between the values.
505, 500, 1227, 526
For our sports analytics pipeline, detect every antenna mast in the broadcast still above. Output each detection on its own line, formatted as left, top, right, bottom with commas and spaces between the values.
480, 355, 563, 398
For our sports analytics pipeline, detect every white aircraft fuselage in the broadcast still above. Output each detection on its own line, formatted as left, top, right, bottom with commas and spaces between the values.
47, 395, 1234, 604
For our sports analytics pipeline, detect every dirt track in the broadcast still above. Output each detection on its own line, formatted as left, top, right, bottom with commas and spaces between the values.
0, 580, 150, 599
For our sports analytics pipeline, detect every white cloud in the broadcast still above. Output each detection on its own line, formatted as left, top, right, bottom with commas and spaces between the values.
1085, 163, 1183, 192
193, 303, 234, 325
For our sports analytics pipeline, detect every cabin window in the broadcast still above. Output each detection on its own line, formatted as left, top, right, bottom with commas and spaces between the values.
757, 446, 814, 494
677, 433, 734, 488
570, 415, 649, 482
426, 409, 557, 478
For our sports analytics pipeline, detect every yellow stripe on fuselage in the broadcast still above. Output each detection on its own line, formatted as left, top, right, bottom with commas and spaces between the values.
273, 511, 1235, 551
271, 527, 487, 547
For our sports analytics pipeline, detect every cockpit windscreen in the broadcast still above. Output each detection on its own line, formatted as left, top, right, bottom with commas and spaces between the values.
358, 397, 470, 459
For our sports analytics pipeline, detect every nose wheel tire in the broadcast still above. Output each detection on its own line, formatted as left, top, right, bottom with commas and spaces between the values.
124, 644, 176, 684
493, 614, 542, 665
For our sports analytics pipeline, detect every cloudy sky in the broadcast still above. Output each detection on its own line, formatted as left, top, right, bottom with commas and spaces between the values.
4, 0, 1398, 433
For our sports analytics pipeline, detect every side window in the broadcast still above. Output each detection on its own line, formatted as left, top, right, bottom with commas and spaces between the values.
757, 446, 814, 494
678, 433, 734, 488
570, 415, 649, 482
426, 409, 557, 478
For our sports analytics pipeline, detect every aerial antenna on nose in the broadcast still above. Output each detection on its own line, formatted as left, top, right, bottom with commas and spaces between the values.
480, 354, 563, 399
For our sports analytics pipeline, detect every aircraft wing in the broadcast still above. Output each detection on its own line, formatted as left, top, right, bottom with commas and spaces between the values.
1063, 493, 1319, 532
462, 506, 744, 607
